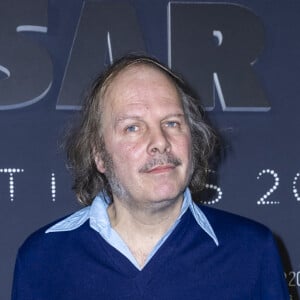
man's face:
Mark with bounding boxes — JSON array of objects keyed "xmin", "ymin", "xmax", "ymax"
[{"xmin": 95, "ymin": 65, "xmax": 193, "ymax": 208}]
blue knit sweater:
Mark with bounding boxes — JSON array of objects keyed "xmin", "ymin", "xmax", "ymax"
[{"xmin": 12, "ymin": 206, "xmax": 289, "ymax": 299}]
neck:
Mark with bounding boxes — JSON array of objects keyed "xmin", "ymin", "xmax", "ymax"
[{"xmin": 107, "ymin": 194, "xmax": 183, "ymax": 267}]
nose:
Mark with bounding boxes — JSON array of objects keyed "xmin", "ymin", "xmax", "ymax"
[{"xmin": 147, "ymin": 127, "xmax": 171, "ymax": 155}]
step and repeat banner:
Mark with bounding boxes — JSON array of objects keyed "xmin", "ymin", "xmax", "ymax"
[{"xmin": 1, "ymin": 0, "xmax": 299, "ymax": 298}]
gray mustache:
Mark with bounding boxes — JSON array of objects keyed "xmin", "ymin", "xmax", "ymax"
[{"xmin": 139, "ymin": 154, "xmax": 182, "ymax": 173}]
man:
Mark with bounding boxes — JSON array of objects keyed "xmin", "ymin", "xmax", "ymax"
[{"xmin": 12, "ymin": 55, "xmax": 289, "ymax": 299}]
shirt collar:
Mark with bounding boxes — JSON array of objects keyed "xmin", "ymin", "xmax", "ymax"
[{"xmin": 46, "ymin": 189, "xmax": 219, "ymax": 246}]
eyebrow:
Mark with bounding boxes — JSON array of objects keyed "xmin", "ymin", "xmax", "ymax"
[
  {"xmin": 113, "ymin": 115, "xmax": 142, "ymax": 129},
  {"xmin": 115, "ymin": 115, "xmax": 142, "ymax": 123},
  {"xmin": 117, "ymin": 112, "xmax": 185, "ymax": 121},
  {"xmin": 163, "ymin": 113, "xmax": 185, "ymax": 119},
  {"xmin": 114, "ymin": 112, "xmax": 186, "ymax": 129}
]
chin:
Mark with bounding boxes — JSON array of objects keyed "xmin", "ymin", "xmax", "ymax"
[{"xmin": 150, "ymin": 185, "xmax": 183, "ymax": 202}]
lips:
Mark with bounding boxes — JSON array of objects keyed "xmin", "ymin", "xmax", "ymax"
[{"xmin": 146, "ymin": 164, "xmax": 176, "ymax": 174}]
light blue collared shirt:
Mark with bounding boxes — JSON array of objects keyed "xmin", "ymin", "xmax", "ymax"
[{"xmin": 46, "ymin": 188, "xmax": 218, "ymax": 270}]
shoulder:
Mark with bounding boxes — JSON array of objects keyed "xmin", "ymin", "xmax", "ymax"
[
  {"xmin": 193, "ymin": 206, "xmax": 289, "ymax": 298},
  {"xmin": 199, "ymin": 205, "xmax": 274, "ymax": 245},
  {"xmin": 17, "ymin": 209, "xmax": 90, "ymax": 261},
  {"xmin": 12, "ymin": 210, "xmax": 94, "ymax": 296},
  {"xmin": 196, "ymin": 205, "xmax": 284, "ymax": 274}
]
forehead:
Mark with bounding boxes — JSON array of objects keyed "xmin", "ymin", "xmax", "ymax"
[{"xmin": 101, "ymin": 64, "xmax": 182, "ymax": 114}]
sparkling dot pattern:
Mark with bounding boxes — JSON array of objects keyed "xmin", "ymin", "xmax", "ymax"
[
  {"xmin": 257, "ymin": 169, "xmax": 280, "ymax": 205},
  {"xmin": 51, "ymin": 173, "xmax": 56, "ymax": 202},
  {"xmin": 0, "ymin": 168, "xmax": 24, "ymax": 201},
  {"xmin": 292, "ymin": 172, "xmax": 300, "ymax": 201},
  {"xmin": 203, "ymin": 183, "xmax": 223, "ymax": 205}
]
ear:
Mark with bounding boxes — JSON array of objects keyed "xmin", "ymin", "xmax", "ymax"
[{"xmin": 94, "ymin": 151, "xmax": 106, "ymax": 173}]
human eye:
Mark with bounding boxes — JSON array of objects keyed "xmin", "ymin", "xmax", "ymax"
[
  {"xmin": 125, "ymin": 124, "xmax": 139, "ymax": 133},
  {"xmin": 165, "ymin": 120, "xmax": 180, "ymax": 128}
]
